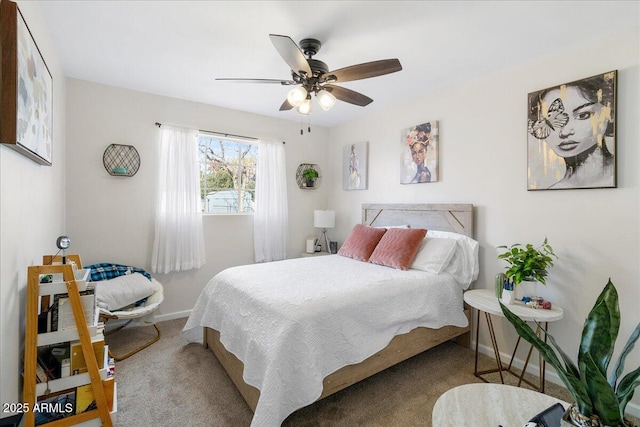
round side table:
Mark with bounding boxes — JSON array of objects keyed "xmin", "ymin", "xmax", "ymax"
[
  {"xmin": 432, "ymin": 383, "xmax": 568, "ymax": 426},
  {"xmin": 463, "ymin": 289, "xmax": 564, "ymax": 392}
]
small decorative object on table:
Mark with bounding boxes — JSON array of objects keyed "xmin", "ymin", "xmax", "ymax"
[
  {"xmin": 521, "ymin": 296, "xmax": 552, "ymax": 310},
  {"xmin": 501, "ymin": 280, "xmax": 514, "ymax": 305},
  {"xmin": 501, "ymin": 279, "xmax": 640, "ymax": 427},
  {"xmin": 495, "ymin": 272, "xmax": 505, "ymax": 298}
]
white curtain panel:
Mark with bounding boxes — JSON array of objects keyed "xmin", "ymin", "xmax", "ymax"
[
  {"xmin": 151, "ymin": 125, "xmax": 206, "ymax": 273},
  {"xmin": 254, "ymin": 138, "xmax": 288, "ymax": 262}
]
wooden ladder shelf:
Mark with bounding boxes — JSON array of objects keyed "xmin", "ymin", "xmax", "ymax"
[{"xmin": 23, "ymin": 261, "xmax": 113, "ymax": 426}]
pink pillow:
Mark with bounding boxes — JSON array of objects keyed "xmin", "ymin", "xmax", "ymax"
[
  {"xmin": 338, "ymin": 224, "xmax": 387, "ymax": 262},
  {"xmin": 368, "ymin": 228, "xmax": 428, "ymax": 270}
]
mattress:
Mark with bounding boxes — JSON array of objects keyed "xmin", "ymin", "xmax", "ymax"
[{"xmin": 182, "ymin": 254, "xmax": 468, "ymax": 426}]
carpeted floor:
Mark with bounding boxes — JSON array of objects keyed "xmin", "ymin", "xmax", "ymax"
[{"xmin": 107, "ymin": 318, "xmax": 574, "ymax": 427}]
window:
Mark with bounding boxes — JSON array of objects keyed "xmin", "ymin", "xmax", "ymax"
[{"xmin": 198, "ymin": 133, "xmax": 257, "ymax": 214}]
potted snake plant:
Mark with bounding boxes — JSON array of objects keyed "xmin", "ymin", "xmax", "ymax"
[{"xmin": 500, "ymin": 280, "xmax": 640, "ymax": 427}]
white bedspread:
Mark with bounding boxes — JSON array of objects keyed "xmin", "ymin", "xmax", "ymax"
[{"xmin": 182, "ymin": 255, "xmax": 468, "ymax": 426}]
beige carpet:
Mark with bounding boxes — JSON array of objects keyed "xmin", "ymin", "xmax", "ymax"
[{"xmin": 107, "ymin": 318, "xmax": 575, "ymax": 427}]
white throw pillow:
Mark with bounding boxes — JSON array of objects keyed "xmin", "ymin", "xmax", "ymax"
[
  {"xmin": 426, "ymin": 230, "xmax": 480, "ymax": 288},
  {"xmin": 95, "ymin": 272, "xmax": 157, "ymax": 311},
  {"xmin": 410, "ymin": 237, "xmax": 457, "ymax": 274}
]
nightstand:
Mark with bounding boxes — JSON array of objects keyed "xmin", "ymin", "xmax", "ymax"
[
  {"xmin": 300, "ymin": 251, "xmax": 331, "ymax": 257},
  {"xmin": 463, "ymin": 289, "xmax": 564, "ymax": 393}
]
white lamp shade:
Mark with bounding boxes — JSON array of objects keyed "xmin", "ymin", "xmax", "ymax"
[
  {"xmin": 297, "ymin": 97, "xmax": 312, "ymax": 115},
  {"xmin": 316, "ymin": 89, "xmax": 336, "ymax": 111},
  {"xmin": 314, "ymin": 210, "xmax": 335, "ymax": 228},
  {"xmin": 287, "ymin": 86, "xmax": 308, "ymax": 107}
]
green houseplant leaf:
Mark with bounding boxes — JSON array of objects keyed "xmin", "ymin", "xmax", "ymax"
[
  {"xmin": 539, "ymin": 327, "xmax": 580, "ymax": 379},
  {"xmin": 616, "ymin": 368, "xmax": 640, "ymax": 422},
  {"xmin": 501, "ymin": 280, "xmax": 640, "ymax": 426},
  {"xmin": 610, "ymin": 313, "xmax": 640, "ymax": 388},
  {"xmin": 302, "ymin": 168, "xmax": 319, "ymax": 180},
  {"xmin": 497, "ymin": 238, "xmax": 556, "ymax": 286},
  {"xmin": 499, "ymin": 302, "xmax": 592, "ymax": 415},
  {"xmin": 579, "ymin": 296, "xmax": 617, "ymax": 380},
  {"xmin": 580, "ymin": 352, "xmax": 622, "ymax": 425}
]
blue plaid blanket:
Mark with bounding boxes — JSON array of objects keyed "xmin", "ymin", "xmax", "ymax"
[
  {"xmin": 84, "ymin": 263, "xmax": 152, "ymax": 282},
  {"xmin": 84, "ymin": 263, "xmax": 153, "ymax": 306}
]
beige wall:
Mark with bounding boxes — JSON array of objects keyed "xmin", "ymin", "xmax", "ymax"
[
  {"xmin": 64, "ymin": 79, "xmax": 330, "ymax": 318},
  {"xmin": 325, "ymin": 28, "xmax": 640, "ymax": 415},
  {"xmin": 0, "ymin": 0, "xmax": 67, "ymax": 416}
]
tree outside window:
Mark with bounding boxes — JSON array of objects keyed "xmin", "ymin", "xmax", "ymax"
[{"xmin": 198, "ymin": 135, "xmax": 257, "ymax": 214}]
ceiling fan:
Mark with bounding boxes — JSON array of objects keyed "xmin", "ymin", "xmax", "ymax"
[{"xmin": 216, "ymin": 34, "xmax": 402, "ymax": 115}]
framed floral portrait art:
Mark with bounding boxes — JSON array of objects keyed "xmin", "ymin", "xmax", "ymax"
[{"xmin": 401, "ymin": 121, "xmax": 438, "ymax": 184}]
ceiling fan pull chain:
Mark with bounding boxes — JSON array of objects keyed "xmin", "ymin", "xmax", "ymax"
[
  {"xmin": 308, "ymin": 116, "xmax": 311, "ymax": 134},
  {"xmin": 300, "ymin": 118, "xmax": 303, "ymax": 135}
]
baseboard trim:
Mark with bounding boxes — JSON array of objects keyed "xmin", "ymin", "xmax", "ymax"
[
  {"xmin": 155, "ymin": 310, "xmax": 192, "ymax": 323},
  {"xmin": 475, "ymin": 341, "xmax": 640, "ymax": 418},
  {"xmin": 104, "ymin": 310, "xmax": 192, "ymax": 331}
]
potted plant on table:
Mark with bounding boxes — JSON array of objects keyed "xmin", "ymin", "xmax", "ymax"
[
  {"xmin": 500, "ymin": 280, "xmax": 640, "ymax": 427},
  {"xmin": 302, "ymin": 168, "xmax": 319, "ymax": 188},
  {"xmin": 497, "ymin": 238, "xmax": 557, "ymax": 299}
]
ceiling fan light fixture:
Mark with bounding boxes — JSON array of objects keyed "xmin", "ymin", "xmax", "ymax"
[
  {"xmin": 316, "ymin": 89, "xmax": 336, "ymax": 111},
  {"xmin": 297, "ymin": 96, "xmax": 312, "ymax": 115},
  {"xmin": 287, "ymin": 86, "xmax": 308, "ymax": 107}
]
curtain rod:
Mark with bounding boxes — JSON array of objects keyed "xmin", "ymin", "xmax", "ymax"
[{"xmin": 154, "ymin": 122, "xmax": 284, "ymax": 144}]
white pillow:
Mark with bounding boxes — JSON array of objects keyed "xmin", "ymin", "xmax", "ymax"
[
  {"xmin": 427, "ymin": 230, "xmax": 479, "ymax": 289},
  {"xmin": 374, "ymin": 225, "xmax": 411, "ymax": 229},
  {"xmin": 95, "ymin": 272, "xmax": 157, "ymax": 311},
  {"xmin": 410, "ymin": 237, "xmax": 457, "ymax": 274}
]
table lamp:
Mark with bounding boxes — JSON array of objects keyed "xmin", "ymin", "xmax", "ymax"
[
  {"xmin": 56, "ymin": 235, "xmax": 71, "ymax": 264},
  {"xmin": 314, "ymin": 210, "xmax": 335, "ymax": 253}
]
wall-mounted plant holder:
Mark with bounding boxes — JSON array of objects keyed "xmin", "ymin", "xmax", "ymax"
[
  {"xmin": 103, "ymin": 144, "xmax": 140, "ymax": 177},
  {"xmin": 296, "ymin": 163, "xmax": 322, "ymax": 190}
]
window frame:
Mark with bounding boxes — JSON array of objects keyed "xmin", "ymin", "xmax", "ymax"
[{"xmin": 198, "ymin": 132, "xmax": 257, "ymax": 216}]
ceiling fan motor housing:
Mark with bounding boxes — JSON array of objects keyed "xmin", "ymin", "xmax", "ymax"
[
  {"xmin": 307, "ymin": 59, "xmax": 329, "ymax": 76},
  {"xmin": 299, "ymin": 38, "xmax": 321, "ymax": 57}
]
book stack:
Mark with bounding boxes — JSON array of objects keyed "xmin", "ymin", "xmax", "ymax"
[{"xmin": 38, "ymin": 281, "xmax": 96, "ymax": 334}]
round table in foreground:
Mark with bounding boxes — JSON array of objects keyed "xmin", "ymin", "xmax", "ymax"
[{"xmin": 432, "ymin": 383, "xmax": 568, "ymax": 427}]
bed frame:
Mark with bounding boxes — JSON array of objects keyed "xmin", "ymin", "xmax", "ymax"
[{"xmin": 203, "ymin": 203, "xmax": 474, "ymax": 412}]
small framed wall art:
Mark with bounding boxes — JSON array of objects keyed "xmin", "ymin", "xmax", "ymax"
[
  {"xmin": 343, "ymin": 141, "xmax": 368, "ymax": 190},
  {"xmin": 0, "ymin": 0, "xmax": 54, "ymax": 165},
  {"xmin": 401, "ymin": 121, "xmax": 438, "ymax": 184},
  {"xmin": 527, "ymin": 70, "xmax": 616, "ymax": 190}
]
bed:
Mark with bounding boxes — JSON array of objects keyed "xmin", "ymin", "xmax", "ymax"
[{"xmin": 182, "ymin": 203, "xmax": 477, "ymax": 426}]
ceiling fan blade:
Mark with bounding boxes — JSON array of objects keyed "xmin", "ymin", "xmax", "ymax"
[
  {"xmin": 216, "ymin": 78, "xmax": 296, "ymax": 85},
  {"xmin": 269, "ymin": 34, "xmax": 312, "ymax": 77},
  {"xmin": 279, "ymin": 99, "xmax": 294, "ymax": 111},
  {"xmin": 324, "ymin": 84, "xmax": 373, "ymax": 107},
  {"xmin": 322, "ymin": 59, "xmax": 402, "ymax": 83}
]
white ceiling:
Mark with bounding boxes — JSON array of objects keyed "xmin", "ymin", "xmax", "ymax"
[{"xmin": 38, "ymin": 1, "xmax": 639, "ymax": 128}]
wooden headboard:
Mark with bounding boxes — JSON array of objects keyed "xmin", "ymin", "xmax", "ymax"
[{"xmin": 362, "ymin": 204, "xmax": 474, "ymax": 237}]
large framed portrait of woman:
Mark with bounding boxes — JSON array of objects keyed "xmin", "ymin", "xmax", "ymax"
[
  {"xmin": 400, "ymin": 121, "xmax": 439, "ymax": 184},
  {"xmin": 527, "ymin": 71, "xmax": 616, "ymax": 190}
]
